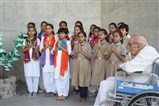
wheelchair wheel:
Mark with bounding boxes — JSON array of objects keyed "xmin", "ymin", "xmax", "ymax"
[{"xmin": 127, "ymin": 91, "xmax": 159, "ymax": 106}]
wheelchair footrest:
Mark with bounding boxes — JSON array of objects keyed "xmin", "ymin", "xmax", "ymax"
[{"xmin": 116, "ymin": 80, "xmax": 158, "ymax": 94}]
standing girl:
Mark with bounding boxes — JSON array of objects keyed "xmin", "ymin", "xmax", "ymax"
[
  {"xmin": 22, "ymin": 26, "xmax": 40, "ymax": 97},
  {"xmin": 88, "ymin": 24, "xmax": 96, "ymax": 43},
  {"xmin": 53, "ymin": 28, "xmax": 71, "ymax": 101},
  {"xmin": 107, "ymin": 23, "xmax": 117, "ymax": 44},
  {"xmin": 71, "ymin": 25, "xmax": 82, "ymax": 94},
  {"xmin": 72, "ymin": 31, "xmax": 91, "ymax": 103},
  {"xmin": 90, "ymin": 29, "xmax": 109, "ymax": 95},
  {"xmin": 106, "ymin": 30, "xmax": 126, "ymax": 78},
  {"xmin": 40, "ymin": 23, "xmax": 56, "ymax": 97}
]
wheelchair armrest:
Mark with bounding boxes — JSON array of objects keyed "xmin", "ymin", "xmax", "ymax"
[
  {"xmin": 117, "ymin": 68, "xmax": 143, "ymax": 73},
  {"xmin": 133, "ymin": 71, "xmax": 143, "ymax": 73},
  {"xmin": 117, "ymin": 68, "xmax": 125, "ymax": 72}
]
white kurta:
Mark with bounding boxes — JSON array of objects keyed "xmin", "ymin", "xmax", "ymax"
[
  {"xmin": 23, "ymin": 39, "xmax": 40, "ymax": 77},
  {"xmin": 40, "ymin": 37, "xmax": 54, "ymax": 72},
  {"xmin": 53, "ymin": 40, "xmax": 72, "ymax": 79},
  {"xmin": 94, "ymin": 45, "xmax": 159, "ymax": 106},
  {"xmin": 53, "ymin": 40, "xmax": 72, "ymax": 96},
  {"xmin": 40, "ymin": 36, "xmax": 56, "ymax": 93}
]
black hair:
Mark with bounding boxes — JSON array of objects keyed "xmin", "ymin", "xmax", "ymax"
[
  {"xmin": 93, "ymin": 26, "xmax": 101, "ymax": 31},
  {"xmin": 59, "ymin": 21, "xmax": 67, "ymax": 27},
  {"xmin": 46, "ymin": 23, "xmax": 54, "ymax": 29},
  {"xmin": 118, "ymin": 23, "xmax": 129, "ymax": 33},
  {"xmin": 27, "ymin": 26, "xmax": 37, "ymax": 37},
  {"xmin": 27, "ymin": 22, "xmax": 36, "ymax": 28},
  {"xmin": 118, "ymin": 22, "xmax": 125, "ymax": 27},
  {"xmin": 41, "ymin": 21, "xmax": 47, "ymax": 26},
  {"xmin": 99, "ymin": 29, "xmax": 109, "ymax": 42},
  {"xmin": 58, "ymin": 28, "xmax": 69, "ymax": 34},
  {"xmin": 89, "ymin": 24, "xmax": 97, "ymax": 37},
  {"xmin": 109, "ymin": 22, "xmax": 117, "ymax": 28},
  {"xmin": 75, "ymin": 21, "xmax": 84, "ymax": 31},
  {"xmin": 99, "ymin": 29, "xmax": 107, "ymax": 35},
  {"xmin": 46, "ymin": 23, "xmax": 55, "ymax": 35},
  {"xmin": 74, "ymin": 25, "xmax": 83, "ymax": 32},
  {"xmin": 112, "ymin": 30, "xmax": 123, "ymax": 43},
  {"xmin": 78, "ymin": 31, "xmax": 87, "ymax": 37}
]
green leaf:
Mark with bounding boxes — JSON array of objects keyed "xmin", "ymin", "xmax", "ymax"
[
  {"xmin": 8, "ymin": 60, "xmax": 13, "ymax": 63},
  {"xmin": 0, "ymin": 42, "xmax": 2, "ymax": 45},
  {"xmin": 14, "ymin": 51, "xmax": 20, "ymax": 57},
  {"xmin": 7, "ymin": 63, "xmax": 12, "ymax": 68},
  {"xmin": 0, "ymin": 49, "xmax": 6, "ymax": 53},
  {"xmin": 5, "ymin": 68, "xmax": 10, "ymax": 71},
  {"xmin": 1, "ymin": 54, "xmax": 6, "ymax": 60},
  {"xmin": 15, "ymin": 43, "xmax": 22, "ymax": 47}
]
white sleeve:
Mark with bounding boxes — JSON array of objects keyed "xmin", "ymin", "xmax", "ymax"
[
  {"xmin": 37, "ymin": 39, "xmax": 40, "ymax": 46},
  {"xmin": 119, "ymin": 55, "xmax": 146, "ymax": 73},
  {"xmin": 67, "ymin": 41, "xmax": 72, "ymax": 55},
  {"xmin": 40, "ymin": 37, "xmax": 44, "ymax": 52},
  {"xmin": 52, "ymin": 41, "xmax": 58, "ymax": 54},
  {"xmin": 119, "ymin": 46, "xmax": 159, "ymax": 73}
]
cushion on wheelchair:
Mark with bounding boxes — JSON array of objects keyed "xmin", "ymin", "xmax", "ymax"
[{"xmin": 116, "ymin": 80, "xmax": 158, "ymax": 94}]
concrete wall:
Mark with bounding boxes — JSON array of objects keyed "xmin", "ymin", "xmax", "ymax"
[
  {"xmin": 0, "ymin": 0, "xmax": 101, "ymax": 80},
  {"xmin": 0, "ymin": 0, "xmax": 159, "ymax": 81},
  {"xmin": 101, "ymin": 0, "xmax": 159, "ymax": 51}
]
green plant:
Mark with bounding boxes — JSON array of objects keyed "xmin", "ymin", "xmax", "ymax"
[{"xmin": 0, "ymin": 32, "xmax": 27, "ymax": 77}]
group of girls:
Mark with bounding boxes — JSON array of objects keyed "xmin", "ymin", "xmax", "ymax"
[{"xmin": 22, "ymin": 21, "xmax": 131, "ymax": 103}]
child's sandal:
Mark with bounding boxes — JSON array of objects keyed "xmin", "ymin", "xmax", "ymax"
[
  {"xmin": 56, "ymin": 96, "xmax": 61, "ymax": 101},
  {"xmin": 45, "ymin": 93, "xmax": 50, "ymax": 97}
]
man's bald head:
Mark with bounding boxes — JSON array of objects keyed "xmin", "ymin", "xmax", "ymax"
[
  {"xmin": 130, "ymin": 34, "xmax": 148, "ymax": 47},
  {"xmin": 129, "ymin": 34, "xmax": 148, "ymax": 56}
]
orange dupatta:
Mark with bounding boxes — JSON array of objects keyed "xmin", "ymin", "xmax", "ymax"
[
  {"xmin": 43, "ymin": 34, "xmax": 55, "ymax": 50},
  {"xmin": 54, "ymin": 41, "xmax": 69, "ymax": 77}
]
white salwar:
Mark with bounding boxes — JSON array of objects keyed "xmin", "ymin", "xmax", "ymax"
[
  {"xmin": 23, "ymin": 39, "xmax": 40, "ymax": 93},
  {"xmin": 53, "ymin": 40, "xmax": 72, "ymax": 97},
  {"xmin": 38, "ymin": 37, "xmax": 45, "ymax": 90},
  {"xmin": 94, "ymin": 45, "xmax": 159, "ymax": 106},
  {"xmin": 40, "ymin": 37, "xmax": 56, "ymax": 93}
]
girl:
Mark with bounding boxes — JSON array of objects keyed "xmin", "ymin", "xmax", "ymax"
[
  {"xmin": 75, "ymin": 21, "xmax": 84, "ymax": 32},
  {"xmin": 71, "ymin": 31, "xmax": 91, "ymax": 103},
  {"xmin": 88, "ymin": 26, "xmax": 100, "ymax": 97},
  {"xmin": 107, "ymin": 23, "xmax": 117, "ymax": 44},
  {"xmin": 106, "ymin": 30, "xmax": 126, "ymax": 78},
  {"xmin": 38, "ymin": 21, "xmax": 47, "ymax": 41},
  {"xmin": 40, "ymin": 23, "xmax": 56, "ymax": 97},
  {"xmin": 71, "ymin": 25, "xmax": 82, "ymax": 95},
  {"xmin": 71, "ymin": 25, "xmax": 82, "ymax": 50},
  {"xmin": 89, "ymin": 26, "xmax": 100, "ymax": 49},
  {"xmin": 22, "ymin": 26, "xmax": 40, "ymax": 97},
  {"xmin": 53, "ymin": 28, "xmax": 71, "ymax": 101},
  {"xmin": 88, "ymin": 24, "xmax": 96, "ymax": 43},
  {"xmin": 90, "ymin": 29, "xmax": 109, "ymax": 96}
]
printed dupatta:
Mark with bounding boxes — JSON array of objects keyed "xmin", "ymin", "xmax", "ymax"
[{"xmin": 23, "ymin": 37, "xmax": 39, "ymax": 63}]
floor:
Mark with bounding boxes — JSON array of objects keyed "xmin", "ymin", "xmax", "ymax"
[{"xmin": 0, "ymin": 84, "xmax": 95, "ymax": 106}]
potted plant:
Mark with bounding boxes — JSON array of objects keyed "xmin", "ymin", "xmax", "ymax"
[{"xmin": 0, "ymin": 32, "xmax": 26, "ymax": 99}]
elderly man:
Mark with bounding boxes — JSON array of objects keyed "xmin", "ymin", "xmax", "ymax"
[{"xmin": 94, "ymin": 34, "xmax": 159, "ymax": 106}]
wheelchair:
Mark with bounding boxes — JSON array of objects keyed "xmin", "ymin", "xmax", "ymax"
[{"xmin": 107, "ymin": 58, "xmax": 159, "ymax": 106}]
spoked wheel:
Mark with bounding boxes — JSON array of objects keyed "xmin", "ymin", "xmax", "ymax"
[{"xmin": 127, "ymin": 92, "xmax": 159, "ymax": 106}]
